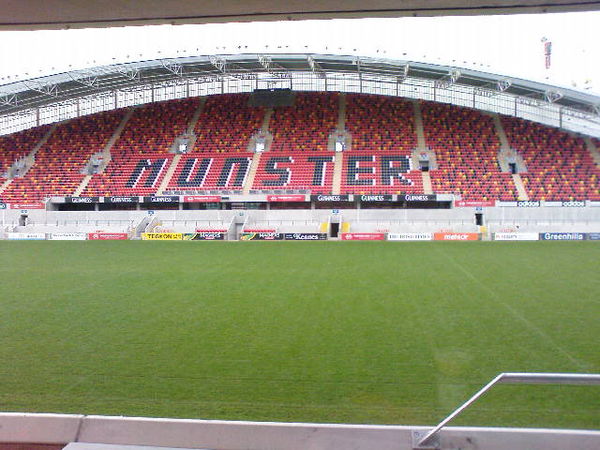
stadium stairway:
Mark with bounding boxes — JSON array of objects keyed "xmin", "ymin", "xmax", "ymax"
[
  {"xmin": 512, "ymin": 173, "xmax": 529, "ymax": 200},
  {"xmin": 337, "ymin": 92, "xmax": 347, "ymax": 131},
  {"xmin": 261, "ymin": 107, "xmax": 274, "ymax": 134},
  {"xmin": 156, "ymin": 154, "xmax": 182, "ymax": 195},
  {"xmin": 584, "ymin": 136, "xmax": 600, "ymax": 166},
  {"xmin": 73, "ymin": 108, "xmax": 135, "ymax": 196},
  {"xmin": 492, "ymin": 113, "xmax": 511, "ymax": 149},
  {"xmin": 329, "ymin": 93, "xmax": 347, "ymax": 194},
  {"xmin": 421, "ymin": 170, "xmax": 433, "ymax": 194},
  {"xmin": 243, "ymin": 152, "xmax": 262, "ymax": 195},
  {"xmin": 493, "ymin": 112, "xmax": 529, "ymax": 200},
  {"xmin": 156, "ymin": 100, "xmax": 207, "ymax": 195},
  {"xmin": 0, "ymin": 123, "xmax": 56, "ymax": 197},
  {"xmin": 412, "ymin": 100, "xmax": 427, "ymax": 149},
  {"xmin": 73, "ymin": 175, "xmax": 93, "ymax": 197},
  {"xmin": 242, "ymin": 105, "xmax": 272, "ymax": 194},
  {"xmin": 411, "ymin": 100, "xmax": 434, "ymax": 195},
  {"xmin": 0, "ymin": 178, "xmax": 11, "ymax": 195},
  {"xmin": 188, "ymin": 97, "xmax": 207, "ymax": 135},
  {"xmin": 331, "ymin": 152, "xmax": 344, "ymax": 195}
]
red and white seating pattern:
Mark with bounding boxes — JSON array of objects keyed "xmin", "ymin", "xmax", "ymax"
[
  {"xmin": 423, "ymin": 102, "xmax": 518, "ymax": 201},
  {"xmin": 501, "ymin": 117, "xmax": 600, "ymax": 201},
  {"xmin": 2, "ymin": 112, "xmax": 123, "ymax": 202},
  {"xmin": 1, "ymin": 94, "xmax": 598, "ymax": 202},
  {"xmin": 0, "ymin": 126, "xmax": 50, "ymax": 181},
  {"xmin": 194, "ymin": 94, "xmax": 264, "ymax": 153},
  {"xmin": 84, "ymin": 99, "xmax": 198, "ymax": 196},
  {"xmin": 269, "ymin": 92, "xmax": 338, "ymax": 152},
  {"xmin": 342, "ymin": 95, "xmax": 422, "ymax": 194}
]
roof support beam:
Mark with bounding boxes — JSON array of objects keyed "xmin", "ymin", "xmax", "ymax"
[
  {"xmin": 434, "ymin": 68, "xmax": 461, "ymax": 89},
  {"xmin": 23, "ymin": 80, "xmax": 59, "ymax": 98},
  {"xmin": 307, "ymin": 55, "xmax": 326, "ymax": 79},
  {"xmin": 68, "ymin": 70, "xmax": 99, "ymax": 87},
  {"xmin": 0, "ymin": 93, "xmax": 18, "ymax": 106},
  {"xmin": 114, "ymin": 65, "xmax": 140, "ymax": 81},
  {"xmin": 161, "ymin": 60, "xmax": 183, "ymax": 77},
  {"xmin": 545, "ymin": 89, "xmax": 563, "ymax": 103}
]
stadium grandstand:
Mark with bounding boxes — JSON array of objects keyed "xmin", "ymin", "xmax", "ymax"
[{"xmin": 0, "ymin": 2, "xmax": 599, "ymax": 450}]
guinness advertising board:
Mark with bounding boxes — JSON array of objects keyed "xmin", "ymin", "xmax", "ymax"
[
  {"xmin": 402, "ymin": 194, "xmax": 437, "ymax": 202},
  {"xmin": 358, "ymin": 195, "xmax": 393, "ymax": 202},
  {"xmin": 103, "ymin": 196, "xmax": 139, "ymax": 204},
  {"xmin": 143, "ymin": 196, "xmax": 180, "ymax": 204},
  {"xmin": 311, "ymin": 194, "xmax": 351, "ymax": 202},
  {"xmin": 65, "ymin": 197, "xmax": 99, "ymax": 204}
]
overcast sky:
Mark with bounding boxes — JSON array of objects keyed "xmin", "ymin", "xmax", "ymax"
[{"xmin": 0, "ymin": 11, "xmax": 598, "ymax": 94}]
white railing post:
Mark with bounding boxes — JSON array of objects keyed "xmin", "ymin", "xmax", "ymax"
[{"xmin": 413, "ymin": 372, "xmax": 600, "ymax": 449}]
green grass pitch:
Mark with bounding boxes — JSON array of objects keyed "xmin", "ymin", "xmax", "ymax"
[{"xmin": 0, "ymin": 241, "xmax": 598, "ymax": 429}]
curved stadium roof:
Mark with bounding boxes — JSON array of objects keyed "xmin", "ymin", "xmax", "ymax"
[
  {"xmin": 3, "ymin": 0, "xmax": 600, "ymax": 30},
  {"xmin": 0, "ymin": 53, "xmax": 599, "ymax": 137}
]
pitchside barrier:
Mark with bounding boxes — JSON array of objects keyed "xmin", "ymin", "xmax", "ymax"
[
  {"xmin": 1, "ymin": 381, "xmax": 600, "ymax": 450},
  {"xmin": 3, "ymin": 230, "xmax": 600, "ymax": 241}
]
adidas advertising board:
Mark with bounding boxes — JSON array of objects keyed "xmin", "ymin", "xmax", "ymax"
[{"xmin": 516, "ymin": 201, "xmax": 541, "ymax": 207}]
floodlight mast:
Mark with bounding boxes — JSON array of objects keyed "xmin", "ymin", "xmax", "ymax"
[{"xmin": 413, "ymin": 372, "xmax": 600, "ymax": 449}]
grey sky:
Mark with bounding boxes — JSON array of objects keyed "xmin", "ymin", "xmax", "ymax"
[{"xmin": 0, "ymin": 12, "xmax": 598, "ymax": 94}]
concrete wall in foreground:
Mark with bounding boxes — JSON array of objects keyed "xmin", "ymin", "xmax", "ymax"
[{"xmin": 1, "ymin": 413, "xmax": 599, "ymax": 450}]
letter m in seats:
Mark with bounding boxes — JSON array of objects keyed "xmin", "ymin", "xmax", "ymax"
[{"xmin": 126, "ymin": 158, "xmax": 168, "ymax": 188}]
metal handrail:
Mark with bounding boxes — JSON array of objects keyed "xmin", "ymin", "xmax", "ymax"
[{"xmin": 415, "ymin": 372, "xmax": 600, "ymax": 449}]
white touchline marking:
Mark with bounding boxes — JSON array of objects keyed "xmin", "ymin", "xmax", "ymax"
[{"xmin": 437, "ymin": 247, "xmax": 589, "ymax": 370}]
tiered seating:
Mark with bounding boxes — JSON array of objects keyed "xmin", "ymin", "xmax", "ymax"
[
  {"xmin": 194, "ymin": 94, "xmax": 264, "ymax": 153},
  {"xmin": 1, "ymin": 94, "xmax": 597, "ymax": 201},
  {"xmin": 346, "ymin": 94, "xmax": 416, "ymax": 152},
  {"xmin": 2, "ymin": 112, "xmax": 123, "ymax": 202},
  {"xmin": 342, "ymin": 95, "xmax": 422, "ymax": 194},
  {"xmin": 251, "ymin": 152, "xmax": 335, "ymax": 193},
  {"xmin": 501, "ymin": 117, "xmax": 600, "ymax": 201},
  {"xmin": 84, "ymin": 99, "xmax": 199, "ymax": 196},
  {"xmin": 0, "ymin": 126, "xmax": 49, "ymax": 181},
  {"xmin": 269, "ymin": 92, "xmax": 338, "ymax": 152},
  {"xmin": 422, "ymin": 102, "xmax": 518, "ymax": 201}
]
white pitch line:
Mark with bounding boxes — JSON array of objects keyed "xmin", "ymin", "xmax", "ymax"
[{"xmin": 437, "ymin": 247, "xmax": 589, "ymax": 371}]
